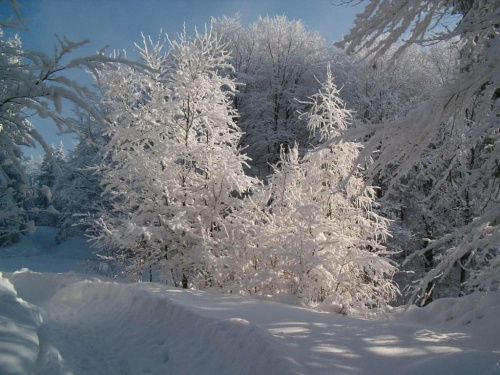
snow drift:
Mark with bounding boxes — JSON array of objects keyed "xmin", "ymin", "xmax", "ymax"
[
  {"xmin": 0, "ymin": 229, "xmax": 499, "ymax": 374},
  {"xmin": 0, "ymin": 273, "xmax": 41, "ymax": 375},
  {"xmin": 2, "ymin": 269, "xmax": 499, "ymax": 375}
]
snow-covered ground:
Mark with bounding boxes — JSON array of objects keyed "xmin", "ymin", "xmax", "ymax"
[
  {"xmin": 0, "ymin": 227, "xmax": 91, "ymax": 274},
  {"xmin": 1, "ymin": 227, "xmax": 499, "ymax": 375}
]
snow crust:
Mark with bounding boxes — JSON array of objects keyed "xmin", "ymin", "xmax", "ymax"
[{"xmin": 0, "ymin": 228, "xmax": 499, "ymax": 374}]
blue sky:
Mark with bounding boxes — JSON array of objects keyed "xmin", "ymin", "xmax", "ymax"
[{"xmin": 3, "ymin": 0, "xmax": 365, "ymax": 157}]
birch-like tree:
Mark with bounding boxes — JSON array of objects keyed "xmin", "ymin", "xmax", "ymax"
[
  {"xmin": 94, "ymin": 29, "xmax": 257, "ymax": 287},
  {"xmin": 212, "ymin": 15, "xmax": 329, "ymax": 177}
]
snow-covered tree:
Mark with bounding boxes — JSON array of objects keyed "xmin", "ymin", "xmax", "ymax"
[
  {"xmin": 28, "ymin": 142, "xmax": 65, "ymax": 226},
  {"xmin": 335, "ymin": 0, "xmax": 500, "ymax": 298},
  {"xmin": 53, "ymin": 105, "xmax": 111, "ymax": 242},
  {"xmin": 0, "ymin": 147, "xmax": 32, "ymax": 246},
  {"xmin": 345, "ymin": 42, "xmax": 453, "ymax": 124},
  {"xmin": 0, "ymin": 2, "xmax": 135, "ymax": 245},
  {"xmin": 0, "ymin": 24, "xmax": 32, "ymax": 245},
  {"xmin": 93, "ymin": 29, "xmax": 257, "ymax": 287},
  {"xmin": 328, "ymin": 40, "xmax": 463, "ymax": 304},
  {"xmin": 235, "ymin": 67, "xmax": 397, "ymax": 312},
  {"xmin": 40, "ymin": 143, "xmax": 65, "ymax": 188},
  {"xmin": 212, "ymin": 15, "xmax": 329, "ymax": 177}
]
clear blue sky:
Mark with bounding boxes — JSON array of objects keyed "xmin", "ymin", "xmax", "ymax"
[{"xmin": 3, "ymin": 0, "xmax": 365, "ymax": 157}]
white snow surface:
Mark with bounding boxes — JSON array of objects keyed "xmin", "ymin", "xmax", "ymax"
[
  {"xmin": 0, "ymin": 227, "xmax": 90, "ymax": 273},
  {"xmin": 1, "ymin": 227, "xmax": 499, "ymax": 375}
]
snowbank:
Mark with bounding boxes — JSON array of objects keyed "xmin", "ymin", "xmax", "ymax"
[
  {"xmin": 403, "ymin": 292, "xmax": 500, "ymax": 328},
  {"xmin": 0, "ymin": 272, "xmax": 41, "ymax": 375},
  {"xmin": 2, "ymin": 270, "xmax": 499, "ymax": 375},
  {"xmin": 402, "ymin": 292, "xmax": 500, "ymax": 353},
  {"xmin": 1, "ymin": 229, "xmax": 499, "ymax": 374},
  {"xmin": 6, "ymin": 270, "xmax": 296, "ymax": 375}
]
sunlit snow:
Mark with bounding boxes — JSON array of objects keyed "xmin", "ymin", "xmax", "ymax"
[{"xmin": 0, "ymin": 228, "xmax": 499, "ymax": 375}]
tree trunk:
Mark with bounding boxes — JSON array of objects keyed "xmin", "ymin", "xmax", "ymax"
[
  {"xmin": 182, "ymin": 273, "xmax": 188, "ymax": 289},
  {"xmin": 421, "ymin": 227, "xmax": 434, "ymax": 307}
]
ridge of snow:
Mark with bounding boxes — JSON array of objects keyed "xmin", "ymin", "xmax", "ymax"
[
  {"xmin": 0, "ymin": 272, "xmax": 42, "ymax": 375},
  {"xmin": 6, "ymin": 271, "xmax": 297, "ymax": 375}
]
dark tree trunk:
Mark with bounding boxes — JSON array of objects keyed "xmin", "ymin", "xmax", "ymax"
[
  {"xmin": 460, "ymin": 146, "xmax": 476, "ymax": 291},
  {"xmin": 182, "ymin": 273, "xmax": 188, "ymax": 289},
  {"xmin": 422, "ymin": 242, "xmax": 434, "ymax": 306},
  {"xmin": 421, "ymin": 217, "xmax": 435, "ymax": 307}
]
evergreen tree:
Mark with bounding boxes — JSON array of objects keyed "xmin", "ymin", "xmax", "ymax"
[{"xmin": 25, "ymin": 143, "xmax": 65, "ymax": 227}]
